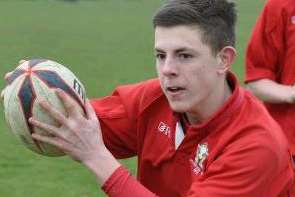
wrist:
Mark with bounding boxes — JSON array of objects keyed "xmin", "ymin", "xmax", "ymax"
[{"xmin": 83, "ymin": 148, "xmax": 121, "ymax": 186}]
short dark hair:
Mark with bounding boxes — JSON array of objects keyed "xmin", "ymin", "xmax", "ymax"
[{"xmin": 153, "ymin": 0, "xmax": 237, "ymax": 54}]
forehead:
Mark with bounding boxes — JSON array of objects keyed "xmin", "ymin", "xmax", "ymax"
[{"xmin": 154, "ymin": 25, "xmax": 208, "ymax": 51}]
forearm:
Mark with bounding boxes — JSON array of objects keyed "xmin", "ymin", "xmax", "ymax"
[{"xmin": 246, "ymin": 79, "xmax": 295, "ymax": 104}]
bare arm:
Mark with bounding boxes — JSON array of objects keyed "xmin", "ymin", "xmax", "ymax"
[{"xmin": 246, "ymin": 79, "xmax": 295, "ymax": 104}]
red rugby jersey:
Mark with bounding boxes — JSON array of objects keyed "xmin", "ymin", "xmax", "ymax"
[
  {"xmin": 245, "ymin": 0, "xmax": 295, "ymax": 155},
  {"xmin": 91, "ymin": 73, "xmax": 294, "ymax": 196}
]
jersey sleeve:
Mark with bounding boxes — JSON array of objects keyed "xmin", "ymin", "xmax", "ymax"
[
  {"xmin": 102, "ymin": 166, "xmax": 158, "ymax": 197},
  {"xmin": 90, "ymin": 82, "xmax": 144, "ymax": 159},
  {"xmin": 245, "ymin": 0, "xmax": 285, "ymax": 82},
  {"xmin": 186, "ymin": 133, "xmax": 293, "ymax": 196}
]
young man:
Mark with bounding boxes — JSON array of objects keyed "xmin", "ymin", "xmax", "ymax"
[
  {"xmin": 2, "ymin": 0, "xmax": 294, "ymax": 196},
  {"xmin": 244, "ymin": 0, "xmax": 295, "ymax": 164}
]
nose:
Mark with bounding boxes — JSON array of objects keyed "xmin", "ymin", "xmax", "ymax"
[{"xmin": 160, "ymin": 57, "xmax": 178, "ymax": 77}]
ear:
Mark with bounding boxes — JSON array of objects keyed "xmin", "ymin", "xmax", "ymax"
[{"xmin": 216, "ymin": 46, "xmax": 236, "ymax": 74}]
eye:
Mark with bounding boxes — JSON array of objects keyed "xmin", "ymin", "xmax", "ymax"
[
  {"xmin": 155, "ymin": 53, "xmax": 166, "ymax": 61},
  {"xmin": 179, "ymin": 53, "xmax": 193, "ymax": 59}
]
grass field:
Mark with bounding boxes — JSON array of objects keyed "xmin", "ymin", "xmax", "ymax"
[{"xmin": 0, "ymin": 0, "xmax": 265, "ymax": 196}]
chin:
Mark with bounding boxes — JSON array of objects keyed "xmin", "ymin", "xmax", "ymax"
[{"xmin": 168, "ymin": 101, "xmax": 189, "ymax": 113}]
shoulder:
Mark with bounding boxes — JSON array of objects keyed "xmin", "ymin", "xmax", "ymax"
[
  {"xmin": 91, "ymin": 78, "xmax": 165, "ymax": 119},
  {"xmin": 112, "ymin": 78, "xmax": 165, "ymax": 113},
  {"xmin": 259, "ymin": 0, "xmax": 294, "ymax": 31},
  {"xmin": 115, "ymin": 78, "xmax": 163, "ymax": 103},
  {"xmin": 214, "ymin": 89, "xmax": 289, "ymax": 160},
  {"xmin": 264, "ymin": 0, "xmax": 294, "ymax": 16},
  {"xmin": 265, "ymin": 0, "xmax": 292, "ymax": 9},
  {"xmin": 221, "ymin": 92, "xmax": 289, "ymax": 172},
  {"xmin": 115, "ymin": 78, "xmax": 161, "ymax": 95},
  {"xmin": 233, "ymin": 90, "xmax": 289, "ymax": 158}
]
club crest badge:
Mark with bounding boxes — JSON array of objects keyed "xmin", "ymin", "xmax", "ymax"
[{"xmin": 191, "ymin": 143, "xmax": 209, "ymax": 175}]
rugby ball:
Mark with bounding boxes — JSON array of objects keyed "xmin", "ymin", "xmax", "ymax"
[{"xmin": 3, "ymin": 59, "xmax": 86, "ymax": 156}]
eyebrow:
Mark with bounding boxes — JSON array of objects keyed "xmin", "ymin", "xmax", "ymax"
[
  {"xmin": 175, "ymin": 48, "xmax": 192, "ymax": 53},
  {"xmin": 154, "ymin": 47, "xmax": 194, "ymax": 53}
]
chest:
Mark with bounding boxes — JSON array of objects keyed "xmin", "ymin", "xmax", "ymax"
[{"xmin": 136, "ymin": 108, "xmax": 217, "ymax": 196}]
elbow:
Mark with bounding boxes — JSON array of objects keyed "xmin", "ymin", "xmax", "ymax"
[
  {"xmin": 245, "ymin": 82, "xmax": 256, "ymax": 93},
  {"xmin": 245, "ymin": 81, "xmax": 262, "ymax": 99}
]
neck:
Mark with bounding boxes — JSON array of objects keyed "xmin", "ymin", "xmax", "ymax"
[{"xmin": 186, "ymin": 79, "xmax": 232, "ymax": 125}]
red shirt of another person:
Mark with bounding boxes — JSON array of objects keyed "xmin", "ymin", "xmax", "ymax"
[{"xmin": 245, "ymin": 0, "xmax": 295, "ymax": 155}]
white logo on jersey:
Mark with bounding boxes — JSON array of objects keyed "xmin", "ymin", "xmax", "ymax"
[
  {"xmin": 291, "ymin": 16, "xmax": 295, "ymax": 24},
  {"xmin": 190, "ymin": 143, "xmax": 209, "ymax": 175},
  {"xmin": 158, "ymin": 122, "xmax": 171, "ymax": 137}
]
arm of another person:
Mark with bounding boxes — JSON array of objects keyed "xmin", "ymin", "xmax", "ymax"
[
  {"xmin": 244, "ymin": 1, "xmax": 295, "ymax": 104},
  {"xmin": 246, "ymin": 79, "xmax": 295, "ymax": 104}
]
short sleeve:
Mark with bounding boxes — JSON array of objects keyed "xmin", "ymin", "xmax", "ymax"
[{"xmin": 245, "ymin": 0, "xmax": 285, "ymax": 83}]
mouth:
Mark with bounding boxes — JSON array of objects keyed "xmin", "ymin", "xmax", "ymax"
[{"xmin": 166, "ymin": 86, "xmax": 186, "ymax": 94}]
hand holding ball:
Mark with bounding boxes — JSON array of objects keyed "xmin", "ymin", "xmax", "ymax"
[{"xmin": 3, "ymin": 59, "xmax": 86, "ymax": 156}]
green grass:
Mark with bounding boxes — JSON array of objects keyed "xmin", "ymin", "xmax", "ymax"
[{"xmin": 0, "ymin": 0, "xmax": 265, "ymax": 196}]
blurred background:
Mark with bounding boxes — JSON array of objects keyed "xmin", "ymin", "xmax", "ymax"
[{"xmin": 0, "ymin": 0, "xmax": 265, "ymax": 196}]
